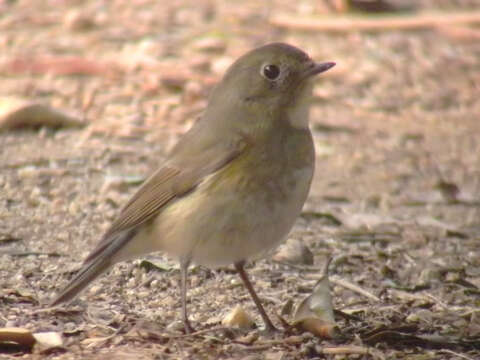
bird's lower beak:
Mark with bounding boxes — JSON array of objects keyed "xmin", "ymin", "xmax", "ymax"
[{"xmin": 304, "ymin": 61, "xmax": 336, "ymax": 78}]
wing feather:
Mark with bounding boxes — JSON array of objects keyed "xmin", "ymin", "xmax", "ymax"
[{"xmin": 82, "ymin": 137, "xmax": 247, "ymax": 265}]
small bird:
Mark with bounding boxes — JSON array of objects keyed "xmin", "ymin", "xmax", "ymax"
[{"xmin": 51, "ymin": 43, "xmax": 335, "ymax": 333}]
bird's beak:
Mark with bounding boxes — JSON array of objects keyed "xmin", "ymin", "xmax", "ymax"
[{"xmin": 303, "ymin": 61, "xmax": 336, "ymax": 78}]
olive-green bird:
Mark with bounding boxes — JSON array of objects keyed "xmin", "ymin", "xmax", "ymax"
[{"xmin": 51, "ymin": 42, "xmax": 335, "ymax": 333}]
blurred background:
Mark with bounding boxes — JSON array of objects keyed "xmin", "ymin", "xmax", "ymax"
[{"xmin": 0, "ymin": 0, "xmax": 479, "ymax": 358}]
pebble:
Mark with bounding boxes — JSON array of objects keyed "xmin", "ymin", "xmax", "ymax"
[{"xmin": 222, "ymin": 305, "xmax": 255, "ymax": 329}]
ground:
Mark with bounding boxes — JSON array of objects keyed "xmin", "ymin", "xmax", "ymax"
[{"xmin": 0, "ymin": 0, "xmax": 479, "ymax": 359}]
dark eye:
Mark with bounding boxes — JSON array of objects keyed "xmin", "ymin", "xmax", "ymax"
[{"xmin": 262, "ymin": 64, "xmax": 280, "ymax": 80}]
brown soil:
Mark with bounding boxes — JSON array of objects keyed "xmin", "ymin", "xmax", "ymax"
[{"xmin": 1, "ymin": 1, "xmax": 479, "ymax": 359}]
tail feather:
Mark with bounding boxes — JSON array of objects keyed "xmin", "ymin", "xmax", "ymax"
[{"xmin": 50, "ymin": 228, "xmax": 137, "ymax": 306}]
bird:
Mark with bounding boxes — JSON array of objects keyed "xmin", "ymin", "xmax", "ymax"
[{"xmin": 51, "ymin": 42, "xmax": 335, "ymax": 333}]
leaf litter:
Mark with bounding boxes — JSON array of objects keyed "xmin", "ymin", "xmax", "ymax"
[{"xmin": 1, "ymin": 0, "xmax": 479, "ymax": 359}]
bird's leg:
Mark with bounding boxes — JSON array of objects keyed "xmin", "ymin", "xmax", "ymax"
[
  {"xmin": 180, "ymin": 258, "xmax": 195, "ymax": 334},
  {"xmin": 234, "ymin": 260, "xmax": 278, "ymax": 332}
]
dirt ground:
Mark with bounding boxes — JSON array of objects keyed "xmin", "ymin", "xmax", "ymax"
[{"xmin": 1, "ymin": 1, "xmax": 479, "ymax": 359}]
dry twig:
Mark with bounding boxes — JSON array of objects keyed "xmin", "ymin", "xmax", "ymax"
[
  {"xmin": 331, "ymin": 277, "xmax": 380, "ymax": 302},
  {"xmin": 271, "ymin": 11, "xmax": 480, "ymax": 32}
]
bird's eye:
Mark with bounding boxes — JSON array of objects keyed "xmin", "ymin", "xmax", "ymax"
[{"xmin": 261, "ymin": 64, "xmax": 280, "ymax": 80}]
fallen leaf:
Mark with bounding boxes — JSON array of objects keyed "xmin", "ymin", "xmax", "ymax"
[
  {"xmin": 434, "ymin": 180, "xmax": 460, "ymax": 202},
  {"xmin": 0, "ymin": 327, "xmax": 36, "ymax": 349},
  {"xmin": 0, "ymin": 233, "xmax": 21, "ymax": 244},
  {"xmin": 292, "ymin": 258, "xmax": 339, "ymax": 338},
  {"xmin": 2, "ymin": 56, "xmax": 121, "ymax": 77},
  {"xmin": 0, "ymin": 97, "xmax": 84, "ymax": 131},
  {"xmin": 139, "ymin": 259, "xmax": 172, "ymax": 272},
  {"xmin": 300, "ymin": 211, "xmax": 343, "ymax": 226}
]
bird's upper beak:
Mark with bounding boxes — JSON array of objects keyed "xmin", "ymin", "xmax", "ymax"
[{"xmin": 303, "ymin": 61, "xmax": 336, "ymax": 79}]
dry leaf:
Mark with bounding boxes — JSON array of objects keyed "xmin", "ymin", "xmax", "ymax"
[
  {"xmin": 295, "ymin": 318, "xmax": 337, "ymax": 338},
  {"xmin": 434, "ymin": 180, "xmax": 460, "ymax": 202},
  {"xmin": 2, "ymin": 56, "xmax": 120, "ymax": 77},
  {"xmin": 293, "ymin": 258, "xmax": 339, "ymax": 338},
  {"xmin": 0, "ymin": 97, "xmax": 84, "ymax": 131},
  {"xmin": 0, "ymin": 327, "xmax": 36, "ymax": 349}
]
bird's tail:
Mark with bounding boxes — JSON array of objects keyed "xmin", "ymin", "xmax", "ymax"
[{"xmin": 50, "ymin": 228, "xmax": 137, "ymax": 306}]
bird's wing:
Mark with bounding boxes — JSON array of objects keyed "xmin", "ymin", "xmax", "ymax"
[
  {"xmin": 82, "ymin": 133, "xmax": 247, "ymax": 265},
  {"xmin": 51, "ymin": 124, "xmax": 248, "ymax": 306}
]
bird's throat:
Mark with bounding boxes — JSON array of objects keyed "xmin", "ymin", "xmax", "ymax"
[{"xmin": 286, "ymin": 81, "xmax": 314, "ymax": 129}]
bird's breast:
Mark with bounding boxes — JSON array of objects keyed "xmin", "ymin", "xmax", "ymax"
[{"xmin": 151, "ymin": 128, "xmax": 315, "ymax": 267}]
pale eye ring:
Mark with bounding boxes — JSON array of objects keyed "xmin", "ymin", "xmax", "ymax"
[{"xmin": 261, "ymin": 64, "xmax": 280, "ymax": 80}]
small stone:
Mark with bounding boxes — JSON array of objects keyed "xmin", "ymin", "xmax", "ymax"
[
  {"xmin": 5, "ymin": 320, "xmax": 17, "ymax": 328},
  {"xmin": 166, "ymin": 320, "xmax": 185, "ymax": 332},
  {"xmin": 17, "ymin": 166, "xmax": 38, "ymax": 178},
  {"xmin": 417, "ymin": 267, "xmax": 443, "ymax": 286},
  {"xmin": 64, "ymin": 9, "xmax": 95, "ymax": 31},
  {"xmin": 183, "ymin": 81, "xmax": 204, "ymax": 104},
  {"xmin": 68, "ymin": 201, "xmax": 80, "ymax": 215},
  {"xmin": 222, "ymin": 305, "xmax": 255, "ymax": 329},
  {"xmin": 136, "ymin": 290, "xmax": 150, "ymax": 299},
  {"xmin": 88, "ymin": 285, "xmax": 101, "ymax": 296},
  {"xmin": 272, "ymin": 238, "xmax": 314, "ymax": 265},
  {"xmin": 188, "ymin": 55, "xmax": 211, "ymax": 72},
  {"xmin": 406, "ymin": 309, "xmax": 433, "ymax": 323},
  {"xmin": 33, "ymin": 332, "xmax": 63, "ymax": 348},
  {"xmin": 212, "ymin": 56, "xmax": 233, "ymax": 76},
  {"xmin": 100, "ymin": 174, "xmax": 144, "ymax": 195}
]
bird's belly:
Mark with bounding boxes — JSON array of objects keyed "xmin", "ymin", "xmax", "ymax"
[{"xmin": 150, "ymin": 164, "xmax": 313, "ymax": 267}]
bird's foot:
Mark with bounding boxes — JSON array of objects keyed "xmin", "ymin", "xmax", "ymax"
[{"xmin": 183, "ymin": 319, "xmax": 195, "ymax": 334}]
